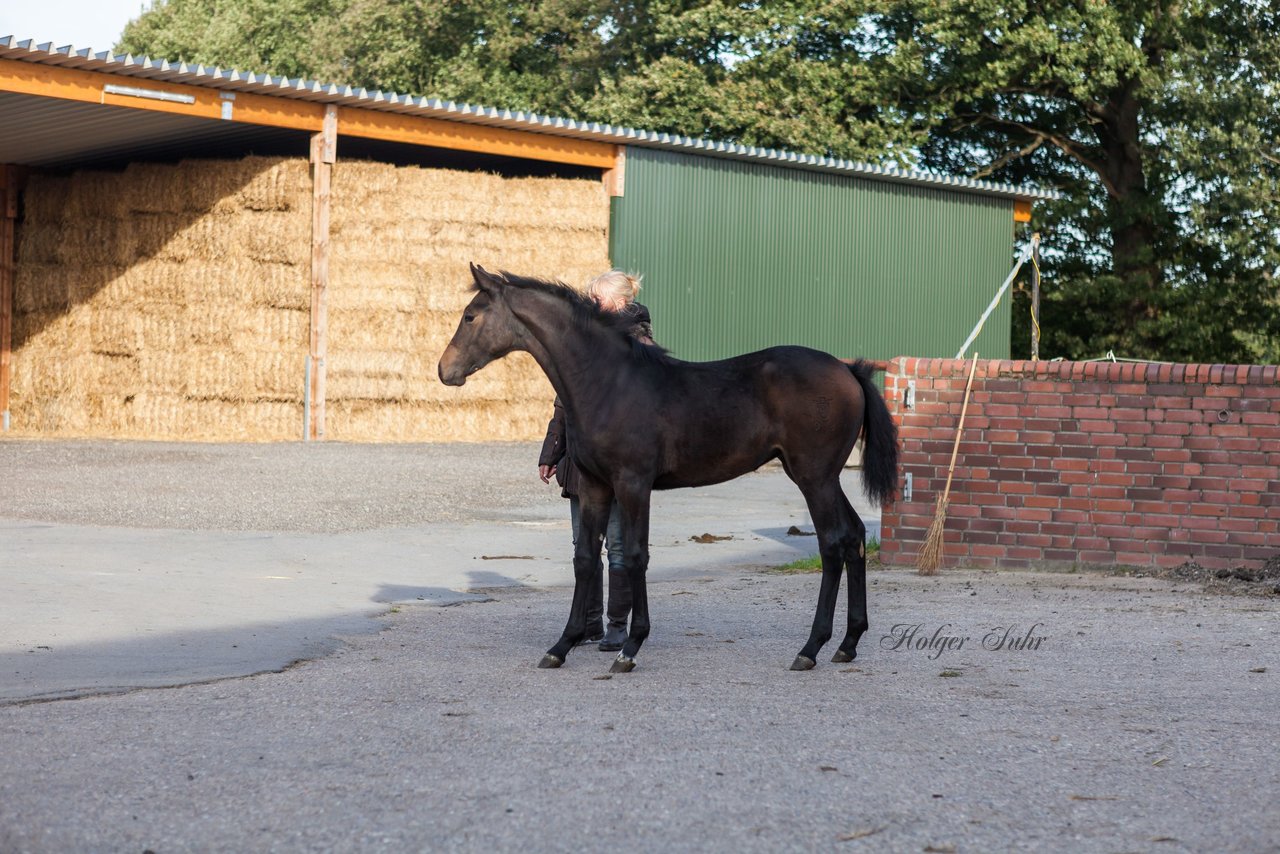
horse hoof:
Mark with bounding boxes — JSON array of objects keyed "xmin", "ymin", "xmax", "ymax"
[
  {"xmin": 538, "ymin": 654, "xmax": 563, "ymax": 669},
  {"xmin": 610, "ymin": 654, "xmax": 636, "ymax": 674},
  {"xmin": 831, "ymin": 650, "xmax": 855, "ymax": 663},
  {"xmin": 790, "ymin": 655, "xmax": 816, "ymax": 671}
]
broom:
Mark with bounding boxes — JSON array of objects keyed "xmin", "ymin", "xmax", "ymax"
[{"xmin": 918, "ymin": 354, "xmax": 980, "ymax": 575}]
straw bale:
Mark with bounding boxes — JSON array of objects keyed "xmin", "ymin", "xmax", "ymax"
[
  {"xmin": 327, "ymin": 285, "xmax": 422, "ymax": 314},
  {"xmin": 326, "ymin": 308, "xmax": 419, "ymax": 351},
  {"xmin": 89, "ymin": 352, "xmax": 142, "ymax": 389},
  {"xmin": 111, "ymin": 392, "xmax": 300, "ymax": 441},
  {"xmin": 330, "ymin": 161, "xmax": 400, "ymax": 208},
  {"xmin": 15, "ymin": 263, "xmax": 70, "ymax": 313},
  {"xmin": 16, "ymin": 226, "xmax": 62, "ymax": 265},
  {"xmin": 325, "ymin": 160, "xmax": 607, "ymax": 441},
  {"xmin": 60, "ymin": 170, "xmax": 129, "ymax": 222},
  {"xmin": 172, "ymin": 350, "xmax": 301, "ymax": 401},
  {"xmin": 10, "ymin": 158, "xmax": 312, "ymax": 440},
  {"xmin": 325, "ymin": 397, "xmax": 550, "ymax": 443},
  {"xmin": 19, "ymin": 174, "xmax": 71, "ymax": 225},
  {"xmin": 221, "ymin": 157, "xmax": 309, "ymax": 213},
  {"xmin": 113, "ymin": 157, "xmax": 307, "ymax": 215},
  {"xmin": 116, "ymin": 259, "xmax": 307, "ymax": 309},
  {"xmin": 143, "ymin": 211, "xmax": 309, "ymax": 266},
  {"xmin": 231, "ymin": 212, "xmax": 310, "ymax": 265},
  {"xmin": 88, "ymin": 307, "xmax": 145, "ymax": 355},
  {"xmin": 11, "ymin": 155, "xmax": 606, "ymax": 441},
  {"xmin": 20, "ymin": 224, "xmax": 128, "ymax": 267},
  {"xmin": 117, "ymin": 162, "xmax": 188, "ymax": 214}
]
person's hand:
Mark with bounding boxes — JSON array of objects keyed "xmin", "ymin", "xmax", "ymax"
[{"xmin": 538, "ymin": 464, "xmax": 556, "ymax": 483}]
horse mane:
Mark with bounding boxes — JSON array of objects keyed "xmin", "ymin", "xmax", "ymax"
[{"xmin": 478, "ymin": 270, "xmax": 672, "ymax": 363}]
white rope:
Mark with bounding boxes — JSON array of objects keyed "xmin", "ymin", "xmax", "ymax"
[{"xmin": 954, "ymin": 234, "xmax": 1040, "ymax": 360}]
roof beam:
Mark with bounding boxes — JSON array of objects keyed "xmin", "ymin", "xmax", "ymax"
[
  {"xmin": 0, "ymin": 57, "xmax": 618, "ymax": 169},
  {"xmin": 0, "ymin": 57, "xmax": 322, "ymax": 130},
  {"xmin": 336, "ymin": 107, "xmax": 617, "ymax": 169}
]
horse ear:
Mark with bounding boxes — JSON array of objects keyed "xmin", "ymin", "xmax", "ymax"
[{"xmin": 470, "ymin": 263, "xmax": 498, "ymax": 294}]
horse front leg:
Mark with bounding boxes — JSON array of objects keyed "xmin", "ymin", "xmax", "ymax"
[
  {"xmin": 609, "ymin": 483, "xmax": 651, "ymax": 674},
  {"xmin": 540, "ymin": 479, "xmax": 611, "ymax": 668}
]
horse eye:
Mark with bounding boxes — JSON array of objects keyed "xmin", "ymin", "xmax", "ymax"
[{"xmin": 464, "ymin": 313, "xmax": 476, "ymax": 324}]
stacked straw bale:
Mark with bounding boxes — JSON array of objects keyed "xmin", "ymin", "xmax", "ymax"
[
  {"xmin": 9, "ymin": 155, "xmax": 609, "ymax": 441},
  {"xmin": 10, "ymin": 157, "xmax": 311, "ymax": 439},
  {"xmin": 326, "ymin": 161, "xmax": 610, "ymax": 441}
]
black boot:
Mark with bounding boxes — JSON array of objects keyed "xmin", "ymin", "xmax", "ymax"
[{"xmin": 598, "ymin": 567, "xmax": 632, "ymax": 651}]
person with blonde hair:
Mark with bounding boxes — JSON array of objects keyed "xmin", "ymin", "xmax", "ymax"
[{"xmin": 537, "ymin": 269, "xmax": 653, "ymax": 650}]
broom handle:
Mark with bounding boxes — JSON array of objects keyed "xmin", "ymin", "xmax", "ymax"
[{"xmin": 939, "ymin": 355, "xmax": 979, "ymax": 503}]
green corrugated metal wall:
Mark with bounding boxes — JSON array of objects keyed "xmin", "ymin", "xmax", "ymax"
[{"xmin": 608, "ymin": 147, "xmax": 1015, "ymax": 362}]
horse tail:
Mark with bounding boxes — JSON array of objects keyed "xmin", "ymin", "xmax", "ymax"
[{"xmin": 847, "ymin": 360, "xmax": 900, "ymax": 508}]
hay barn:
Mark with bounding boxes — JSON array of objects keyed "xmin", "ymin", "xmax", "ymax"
[{"xmin": 0, "ymin": 37, "xmax": 1052, "ymax": 442}]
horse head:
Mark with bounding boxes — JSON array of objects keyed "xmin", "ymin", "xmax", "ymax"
[{"xmin": 437, "ymin": 264, "xmax": 521, "ymax": 387}]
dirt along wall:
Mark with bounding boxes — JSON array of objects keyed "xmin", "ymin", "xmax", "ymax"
[
  {"xmin": 8, "ymin": 156, "xmax": 609, "ymax": 441},
  {"xmin": 880, "ymin": 358, "xmax": 1280, "ymax": 571}
]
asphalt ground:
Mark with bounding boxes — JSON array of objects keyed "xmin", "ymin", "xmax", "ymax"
[
  {"xmin": 0, "ymin": 440, "xmax": 876, "ymax": 703},
  {"xmin": 1, "ymin": 440, "xmax": 1278, "ymax": 852}
]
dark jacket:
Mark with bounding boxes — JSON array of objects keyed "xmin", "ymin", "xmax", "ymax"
[{"xmin": 537, "ymin": 302, "xmax": 653, "ymax": 498}]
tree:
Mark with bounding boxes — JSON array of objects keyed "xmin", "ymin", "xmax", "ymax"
[
  {"xmin": 117, "ymin": 0, "xmax": 339, "ymax": 80},
  {"xmin": 120, "ymin": 0, "xmax": 1280, "ymax": 362},
  {"xmin": 837, "ymin": 0, "xmax": 1280, "ymax": 362}
]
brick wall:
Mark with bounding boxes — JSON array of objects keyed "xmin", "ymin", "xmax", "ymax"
[{"xmin": 879, "ymin": 358, "xmax": 1280, "ymax": 570}]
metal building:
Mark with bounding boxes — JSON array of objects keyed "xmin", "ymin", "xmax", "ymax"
[{"xmin": 611, "ymin": 147, "xmax": 1033, "ymax": 362}]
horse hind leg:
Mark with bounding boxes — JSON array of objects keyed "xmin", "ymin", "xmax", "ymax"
[
  {"xmin": 790, "ymin": 479, "xmax": 850, "ymax": 671},
  {"xmin": 608, "ymin": 483, "xmax": 652, "ymax": 674},
  {"xmin": 831, "ymin": 492, "xmax": 869, "ymax": 663}
]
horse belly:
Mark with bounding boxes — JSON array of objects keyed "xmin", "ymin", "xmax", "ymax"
[{"xmin": 653, "ymin": 420, "xmax": 777, "ymax": 490}]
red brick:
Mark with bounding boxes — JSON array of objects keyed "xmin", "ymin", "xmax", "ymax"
[{"xmin": 1113, "ymin": 420, "xmax": 1154, "ymax": 435}]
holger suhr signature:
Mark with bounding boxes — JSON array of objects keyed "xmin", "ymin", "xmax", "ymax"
[{"xmin": 879, "ymin": 623, "xmax": 1048, "ymax": 660}]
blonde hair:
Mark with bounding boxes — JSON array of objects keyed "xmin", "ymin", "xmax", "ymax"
[{"xmin": 586, "ymin": 269, "xmax": 642, "ymax": 308}]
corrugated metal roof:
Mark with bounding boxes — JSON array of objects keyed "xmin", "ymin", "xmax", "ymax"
[
  {"xmin": 0, "ymin": 91, "xmax": 308, "ymax": 168},
  {"xmin": 0, "ymin": 35, "xmax": 1058, "ymax": 201}
]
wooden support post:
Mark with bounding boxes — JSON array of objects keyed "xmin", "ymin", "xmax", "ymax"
[
  {"xmin": 602, "ymin": 146, "xmax": 626, "ymax": 197},
  {"xmin": 307, "ymin": 105, "xmax": 337, "ymax": 441},
  {"xmin": 0, "ymin": 165, "xmax": 25, "ymax": 432},
  {"xmin": 1030, "ymin": 232, "xmax": 1041, "ymax": 362}
]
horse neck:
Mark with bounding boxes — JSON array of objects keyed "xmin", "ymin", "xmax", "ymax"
[{"xmin": 505, "ymin": 287, "xmax": 630, "ymax": 415}]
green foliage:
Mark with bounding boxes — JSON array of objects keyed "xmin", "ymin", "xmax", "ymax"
[
  {"xmin": 118, "ymin": 0, "xmax": 340, "ymax": 79},
  {"xmin": 119, "ymin": 0, "xmax": 1280, "ymax": 363}
]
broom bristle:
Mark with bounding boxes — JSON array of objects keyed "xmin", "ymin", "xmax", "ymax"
[{"xmin": 917, "ymin": 497, "xmax": 949, "ymax": 575}]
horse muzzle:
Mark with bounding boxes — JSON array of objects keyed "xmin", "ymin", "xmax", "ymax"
[
  {"xmin": 437, "ymin": 362, "xmax": 468, "ymax": 387},
  {"xmin": 437, "ymin": 348, "xmax": 469, "ymax": 386}
]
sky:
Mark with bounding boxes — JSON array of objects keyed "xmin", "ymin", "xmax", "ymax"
[{"xmin": 1, "ymin": 0, "xmax": 152, "ymax": 53}]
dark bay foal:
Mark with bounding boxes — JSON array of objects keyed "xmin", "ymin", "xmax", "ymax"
[{"xmin": 439, "ymin": 265, "xmax": 899, "ymax": 672}]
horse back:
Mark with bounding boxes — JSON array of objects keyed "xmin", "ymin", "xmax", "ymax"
[{"xmin": 647, "ymin": 346, "xmax": 864, "ymax": 488}]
